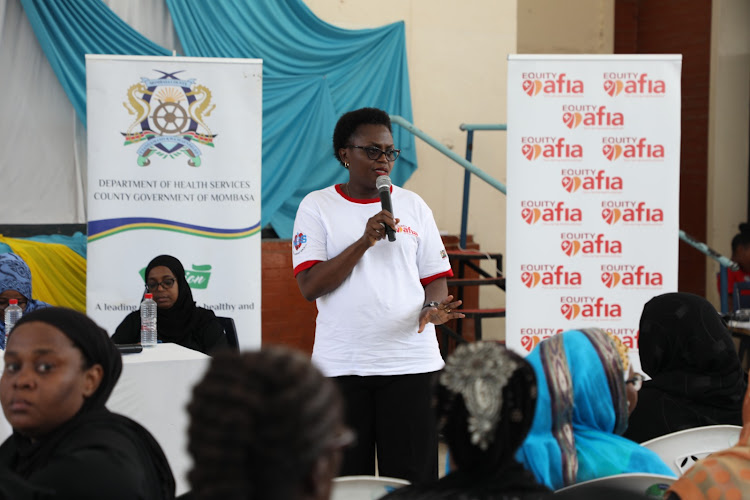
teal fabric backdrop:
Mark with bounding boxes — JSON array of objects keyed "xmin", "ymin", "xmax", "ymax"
[
  {"xmin": 19, "ymin": 0, "xmax": 172, "ymax": 128},
  {"xmin": 166, "ymin": 0, "xmax": 416, "ymax": 236},
  {"xmin": 20, "ymin": 0, "xmax": 416, "ymax": 237}
]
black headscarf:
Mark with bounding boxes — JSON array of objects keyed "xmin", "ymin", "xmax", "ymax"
[
  {"xmin": 624, "ymin": 292, "xmax": 747, "ymax": 443},
  {"xmin": 144, "ymin": 255, "xmax": 220, "ymax": 347},
  {"xmin": 145, "ymin": 255, "xmax": 198, "ymax": 343},
  {"xmin": 11, "ymin": 307, "xmax": 122, "ymax": 411},
  {"xmin": 382, "ymin": 342, "xmax": 551, "ymax": 500},
  {"xmin": 0, "ymin": 307, "xmax": 175, "ymax": 499}
]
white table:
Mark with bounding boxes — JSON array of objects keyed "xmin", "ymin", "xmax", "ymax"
[{"xmin": 1, "ymin": 343, "xmax": 211, "ymax": 496}]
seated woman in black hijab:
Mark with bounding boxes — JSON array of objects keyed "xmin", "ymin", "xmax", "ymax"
[
  {"xmin": 0, "ymin": 307, "xmax": 174, "ymax": 500},
  {"xmin": 624, "ymin": 292, "xmax": 747, "ymax": 443},
  {"xmin": 112, "ymin": 255, "xmax": 228, "ymax": 355},
  {"xmin": 382, "ymin": 341, "xmax": 551, "ymax": 500}
]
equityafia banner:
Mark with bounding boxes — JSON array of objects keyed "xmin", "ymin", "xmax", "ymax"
[
  {"xmin": 86, "ymin": 55, "xmax": 262, "ymax": 348},
  {"xmin": 505, "ymin": 55, "xmax": 682, "ymax": 361}
]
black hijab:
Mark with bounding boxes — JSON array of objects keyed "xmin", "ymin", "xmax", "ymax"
[
  {"xmin": 383, "ymin": 342, "xmax": 551, "ymax": 500},
  {"xmin": 624, "ymin": 292, "xmax": 746, "ymax": 443},
  {"xmin": 144, "ymin": 255, "xmax": 215, "ymax": 344},
  {"xmin": 0, "ymin": 307, "xmax": 175, "ymax": 499}
]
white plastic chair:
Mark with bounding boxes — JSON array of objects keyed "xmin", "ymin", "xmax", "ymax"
[
  {"xmin": 640, "ymin": 424, "xmax": 742, "ymax": 476},
  {"xmin": 554, "ymin": 473, "xmax": 675, "ymax": 497},
  {"xmin": 331, "ymin": 475, "xmax": 410, "ymax": 500}
]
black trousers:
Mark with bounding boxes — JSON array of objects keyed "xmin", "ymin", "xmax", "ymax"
[{"xmin": 334, "ymin": 371, "xmax": 439, "ymax": 484}]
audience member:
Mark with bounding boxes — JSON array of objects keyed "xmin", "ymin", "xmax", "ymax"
[
  {"xmin": 608, "ymin": 332, "xmax": 643, "ymax": 415},
  {"xmin": 0, "ymin": 307, "xmax": 174, "ymax": 499},
  {"xmin": 382, "ymin": 341, "xmax": 552, "ymax": 499},
  {"xmin": 112, "ymin": 255, "xmax": 228, "ymax": 355},
  {"xmin": 720, "ymin": 223, "xmax": 750, "ymax": 301},
  {"xmin": 624, "ymin": 293, "xmax": 745, "ymax": 443},
  {"xmin": 666, "ymin": 379, "xmax": 750, "ymax": 499},
  {"xmin": 186, "ymin": 347, "xmax": 351, "ymax": 500},
  {"xmin": 0, "ymin": 253, "xmax": 51, "ymax": 349},
  {"xmin": 517, "ymin": 328, "xmax": 674, "ymax": 490}
]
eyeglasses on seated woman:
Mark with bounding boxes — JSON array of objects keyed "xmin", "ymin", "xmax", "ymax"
[{"xmin": 111, "ymin": 255, "xmax": 229, "ymax": 355}]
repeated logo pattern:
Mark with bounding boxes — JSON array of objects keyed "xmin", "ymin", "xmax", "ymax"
[{"xmin": 512, "ymin": 60, "xmax": 678, "ymax": 352}]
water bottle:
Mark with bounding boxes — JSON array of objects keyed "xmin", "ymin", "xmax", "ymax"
[
  {"xmin": 140, "ymin": 293, "xmax": 157, "ymax": 347},
  {"xmin": 4, "ymin": 299, "xmax": 23, "ymax": 350}
]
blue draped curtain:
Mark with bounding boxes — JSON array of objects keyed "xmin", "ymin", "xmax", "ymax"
[
  {"xmin": 19, "ymin": 0, "xmax": 171, "ymax": 128},
  {"xmin": 20, "ymin": 0, "xmax": 416, "ymax": 237},
  {"xmin": 166, "ymin": 0, "xmax": 416, "ymax": 236}
]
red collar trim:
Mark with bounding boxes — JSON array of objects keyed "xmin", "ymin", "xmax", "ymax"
[{"xmin": 336, "ymin": 184, "xmax": 392, "ymax": 204}]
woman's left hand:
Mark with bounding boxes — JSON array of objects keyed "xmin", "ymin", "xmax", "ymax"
[{"xmin": 418, "ymin": 295, "xmax": 465, "ymax": 333}]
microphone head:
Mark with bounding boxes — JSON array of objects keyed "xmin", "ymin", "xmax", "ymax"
[{"xmin": 376, "ymin": 175, "xmax": 392, "ymax": 192}]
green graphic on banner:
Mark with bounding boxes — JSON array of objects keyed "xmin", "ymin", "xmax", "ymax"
[{"xmin": 139, "ymin": 264, "xmax": 212, "ymax": 289}]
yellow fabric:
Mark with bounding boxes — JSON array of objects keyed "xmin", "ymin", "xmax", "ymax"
[{"xmin": 0, "ymin": 236, "xmax": 86, "ymax": 312}]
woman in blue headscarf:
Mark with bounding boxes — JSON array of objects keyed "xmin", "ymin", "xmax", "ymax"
[
  {"xmin": 0, "ymin": 253, "xmax": 51, "ymax": 348},
  {"xmin": 516, "ymin": 328, "xmax": 674, "ymax": 490}
]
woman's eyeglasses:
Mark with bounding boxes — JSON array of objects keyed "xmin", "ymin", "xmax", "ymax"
[
  {"xmin": 347, "ymin": 145, "xmax": 400, "ymax": 162},
  {"xmin": 625, "ymin": 373, "xmax": 645, "ymax": 391},
  {"xmin": 0, "ymin": 298, "xmax": 28, "ymax": 309},
  {"xmin": 145, "ymin": 278, "xmax": 176, "ymax": 292}
]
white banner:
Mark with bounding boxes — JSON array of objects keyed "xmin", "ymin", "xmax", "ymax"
[
  {"xmin": 86, "ymin": 55, "xmax": 262, "ymax": 348},
  {"xmin": 506, "ymin": 55, "xmax": 682, "ymax": 360}
]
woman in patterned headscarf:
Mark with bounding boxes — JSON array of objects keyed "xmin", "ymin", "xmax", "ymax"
[
  {"xmin": 624, "ymin": 292, "xmax": 746, "ymax": 443},
  {"xmin": 0, "ymin": 253, "xmax": 50, "ymax": 349},
  {"xmin": 516, "ymin": 329, "xmax": 674, "ymax": 490},
  {"xmin": 383, "ymin": 342, "xmax": 552, "ymax": 499}
]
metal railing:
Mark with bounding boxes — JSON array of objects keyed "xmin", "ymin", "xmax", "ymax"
[{"xmin": 390, "ymin": 115, "xmax": 739, "ymax": 313}]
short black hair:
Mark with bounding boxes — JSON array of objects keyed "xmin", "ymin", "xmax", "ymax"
[
  {"xmin": 732, "ymin": 223, "xmax": 750, "ymax": 253},
  {"xmin": 332, "ymin": 107, "xmax": 392, "ymax": 166}
]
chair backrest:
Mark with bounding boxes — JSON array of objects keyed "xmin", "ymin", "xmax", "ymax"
[
  {"xmin": 331, "ymin": 476, "xmax": 410, "ymax": 500},
  {"xmin": 216, "ymin": 316, "xmax": 239, "ymax": 352},
  {"xmin": 640, "ymin": 424, "xmax": 742, "ymax": 476},
  {"xmin": 553, "ymin": 473, "xmax": 675, "ymax": 498},
  {"xmin": 734, "ymin": 282, "xmax": 750, "ymax": 311}
]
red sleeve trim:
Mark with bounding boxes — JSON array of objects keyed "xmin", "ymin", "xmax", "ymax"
[
  {"xmin": 294, "ymin": 260, "xmax": 322, "ymax": 277},
  {"xmin": 420, "ymin": 269, "xmax": 454, "ymax": 286}
]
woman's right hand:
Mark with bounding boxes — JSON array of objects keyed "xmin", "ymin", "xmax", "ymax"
[{"xmin": 362, "ymin": 210, "xmax": 399, "ymax": 247}]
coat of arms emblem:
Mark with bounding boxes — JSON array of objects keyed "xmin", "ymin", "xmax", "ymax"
[{"xmin": 122, "ymin": 70, "xmax": 217, "ymax": 166}]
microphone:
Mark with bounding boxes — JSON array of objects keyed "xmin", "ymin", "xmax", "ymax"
[{"xmin": 375, "ymin": 175, "xmax": 396, "ymax": 242}]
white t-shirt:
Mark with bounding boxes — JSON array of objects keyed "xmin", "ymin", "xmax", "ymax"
[{"xmin": 292, "ymin": 184, "xmax": 452, "ymax": 377}]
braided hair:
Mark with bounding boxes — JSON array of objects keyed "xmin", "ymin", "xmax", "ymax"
[{"xmin": 187, "ymin": 347, "xmax": 345, "ymax": 500}]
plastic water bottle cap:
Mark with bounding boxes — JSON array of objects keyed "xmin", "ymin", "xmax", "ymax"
[
  {"xmin": 9, "ymin": 299, "xmax": 17, "ymax": 305},
  {"xmin": 144, "ymin": 293, "xmax": 153, "ymax": 299}
]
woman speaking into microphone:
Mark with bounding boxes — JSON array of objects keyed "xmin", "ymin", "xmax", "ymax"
[{"xmin": 292, "ymin": 107, "xmax": 464, "ymax": 484}]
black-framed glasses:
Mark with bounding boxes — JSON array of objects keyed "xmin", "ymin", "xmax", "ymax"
[
  {"xmin": 0, "ymin": 298, "xmax": 28, "ymax": 309},
  {"xmin": 145, "ymin": 278, "xmax": 176, "ymax": 292},
  {"xmin": 348, "ymin": 145, "xmax": 400, "ymax": 162},
  {"xmin": 625, "ymin": 373, "xmax": 645, "ymax": 391}
]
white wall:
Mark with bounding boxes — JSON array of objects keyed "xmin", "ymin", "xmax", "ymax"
[{"xmin": 706, "ymin": 0, "xmax": 750, "ymax": 308}]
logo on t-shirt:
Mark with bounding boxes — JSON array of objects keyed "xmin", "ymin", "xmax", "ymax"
[
  {"xmin": 293, "ymin": 232, "xmax": 307, "ymax": 254},
  {"xmin": 440, "ymin": 250, "xmax": 447, "ymax": 259}
]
